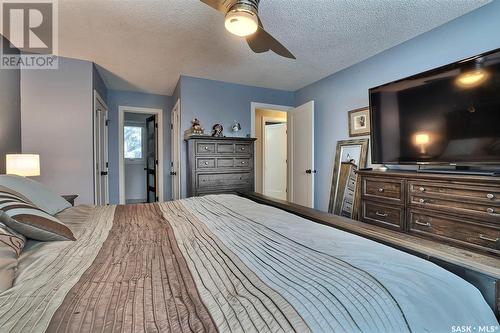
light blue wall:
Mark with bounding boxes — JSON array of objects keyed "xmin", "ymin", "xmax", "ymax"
[
  {"xmin": 0, "ymin": 35, "xmax": 21, "ymax": 174},
  {"xmin": 92, "ymin": 64, "xmax": 107, "ymax": 103},
  {"xmin": 21, "ymin": 57, "xmax": 95, "ymax": 204},
  {"xmin": 178, "ymin": 75, "xmax": 295, "ymax": 197},
  {"xmin": 107, "ymin": 89, "xmax": 173, "ymax": 204},
  {"xmin": 172, "ymin": 78, "xmax": 181, "ymax": 107},
  {"xmin": 295, "ymin": 0, "xmax": 500, "ymax": 211}
]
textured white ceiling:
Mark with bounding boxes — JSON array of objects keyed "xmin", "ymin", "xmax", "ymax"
[{"xmin": 58, "ymin": 0, "xmax": 490, "ymax": 95}]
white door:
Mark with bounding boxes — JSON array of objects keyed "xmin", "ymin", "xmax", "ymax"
[
  {"xmin": 170, "ymin": 100, "xmax": 181, "ymax": 200},
  {"xmin": 94, "ymin": 92, "xmax": 109, "ymax": 205},
  {"xmin": 288, "ymin": 101, "xmax": 314, "ymax": 207},
  {"xmin": 264, "ymin": 123, "xmax": 287, "ymax": 200}
]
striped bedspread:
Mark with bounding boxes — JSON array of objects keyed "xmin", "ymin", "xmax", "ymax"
[{"xmin": 0, "ymin": 194, "xmax": 497, "ymax": 333}]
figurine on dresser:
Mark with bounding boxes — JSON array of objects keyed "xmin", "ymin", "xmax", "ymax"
[
  {"xmin": 184, "ymin": 118, "xmax": 205, "ymax": 139},
  {"xmin": 212, "ymin": 123, "xmax": 224, "ymax": 137}
]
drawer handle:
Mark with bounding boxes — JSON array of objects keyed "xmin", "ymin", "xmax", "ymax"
[
  {"xmin": 204, "ymin": 161, "xmax": 209, "ymax": 165},
  {"xmin": 375, "ymin": 211, "xmax": 388, "ymax": 217},
  {"xmin": 419, "ymin": 187, "xmax": 425, "ymax": 192},
  {"xmin": 377, "ymin": 188, "xmax": 384, "ymax": 193},
  {"xmin": 419, "ymin": 198, "xmax": 428, "ymax": 204},
  {"xmin": 479, "ymin": 234, "xmax": 499, "ymax": 243},
  {"xmin": 415, "ymin": 220, "xmax": 431, "ymax": 227},
  {"xmin": 240, "ymin": 147, "xmax": 245, "ymax": 151},
  {"xmin": 204, "ymin": 146, "xmax": 209, "ymax": 150},
  {"xmin": 486, "ymin": 208, "xmax": 497, "ymax": 215},
  {"xmin": 486, "ymin": 193, "xmax": 495, "ymax": 200},
  {"xmin": 241, "ymin": 161, "xmax": 246, "ymax": 164}
]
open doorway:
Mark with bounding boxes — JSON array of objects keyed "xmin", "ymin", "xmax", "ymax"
[
  {"xmin": 251, "ymin": 101, "xmax": 315, "ymax": 207},
  {"xmin": 93, "ymin": 90, "xmax": 109, "ymax": 205},
  {"xmin": 256, "ymin": 110, "xmax": 288, "ymax": 200},
  {"xmin": 119, "ymin": 106, "xmax": 164, "ymax": 204}
]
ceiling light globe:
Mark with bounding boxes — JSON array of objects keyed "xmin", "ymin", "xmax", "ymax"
[{"xmin": 225, "ymin": 9, "xmax": 258, "ymax": 37}]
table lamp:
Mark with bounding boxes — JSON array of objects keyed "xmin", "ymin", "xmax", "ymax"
[{"xmin": 6, "ymin": 154, "xmax": 40, "ymax": 177}]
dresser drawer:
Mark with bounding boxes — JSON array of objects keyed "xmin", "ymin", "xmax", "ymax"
[
  {"xmin": 363, "ymin": 177, "xmax": 404, "ymax": 203},
  {"xmin": 217, "ymin": 143, "xmax": 234, "ymax": 153},
  {"xmin": 196, "ymin": 143, "xmax": 216, "ymax": 154},
  {"xmin": 409, "ymin": 181, "xmax": 500, "ymax": 205},
  {"xmin": 217, "ymin": 158, "xmax": 234, "ymax": 168},
  {"xmin": 235, "ymin": 143, "xmax": 252, "ymax": 154},
  {"xmin": 197, "ymin": 158, "xmax": 215, "ymax": 169},
  {"xmin": 410, "ymin": 195, "xmax": 500, "ymax": 223},
  {"xmin": 197, "ymin": 172, "xmax": 253, "ymax": 190},
  {"xmin": 362, "ymin": 200, "xmax": 404, "ymax": 230},
  {"xmin": 197, "ymin": 186, "xmax": 253, "ymax": 196},
  {"xmin": 409, "ymin": 210, "xmax": 500, "ymax": 253},
  {"xmin": 235, "ymin": 158, "xmax": 252, "ymax": 168}
]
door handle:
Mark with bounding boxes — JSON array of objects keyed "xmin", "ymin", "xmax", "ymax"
[
  {"xmin": 305, "ymin": 169, "xmax": 317, "ymax": 174},
  {"xmin": 100, "ymin": 171, "xmax": 108, "ymax": 176},
  {"xmin": 170, "ymin": 171, "xmax": 177, "ymax": 176}
]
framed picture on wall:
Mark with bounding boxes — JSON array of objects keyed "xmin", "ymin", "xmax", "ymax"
[{"xmin": 348, "ymin": 107, "xmax": 370, "ymax": 137}]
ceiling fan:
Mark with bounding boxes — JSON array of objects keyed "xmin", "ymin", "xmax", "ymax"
[{"xmin": 200, "ymin": 0, "xmax": 296, "ymax": 59}]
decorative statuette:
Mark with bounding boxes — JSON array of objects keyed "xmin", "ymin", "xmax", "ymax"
[
  {"xmin": 185, "ymin": 118, "xmax": 205, "ymax": 139},
  {"xmin": 232, "ymin": 121, "xmax": 241, "ymax": 132},
  {"xmin": 212, "ymin": 123, "xmax": 224, "ymax": 137},
  {"xmin": 190, "ymin": 118, "xmax": 204, "ymax": 135}
]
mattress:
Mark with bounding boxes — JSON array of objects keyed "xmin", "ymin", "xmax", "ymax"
[{"xmin": 0, "ymin": 194, "xmax": 497, "ymax": 333}]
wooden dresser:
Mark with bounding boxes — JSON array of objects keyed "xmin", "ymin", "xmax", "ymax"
[
  {"xmin": 186, "ymin": 136, "xmax": 256, "ymax": 197},
  {"xmin": 358, "ymin": 170, "xmax": 500, "ymax": 255}
]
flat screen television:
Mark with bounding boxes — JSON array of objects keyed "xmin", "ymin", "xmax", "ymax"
[{"xmin": 369, "ymin": 48, "xmax": 500, "ymax": 166}]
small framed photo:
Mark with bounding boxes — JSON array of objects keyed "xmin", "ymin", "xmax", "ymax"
[{"xmin": 348, "ymin": 107, "xmax": 370, "ymax": 137}]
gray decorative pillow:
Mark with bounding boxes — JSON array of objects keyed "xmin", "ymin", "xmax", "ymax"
[
  {"xmin": 0, "ymin": 215, "xmax": 26, "ymax": 293},
  {"xmin": 0, "ymin": 175, "xmax": 71, "ymax": 215},
  {"xmin": 0, "ymin": 187, "xmax": 75, "ymax": 242}
]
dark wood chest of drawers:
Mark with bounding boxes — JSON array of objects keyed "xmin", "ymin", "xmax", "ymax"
[
  {"xmin": 186, "ymin": 137, "xmax": 256, "ymax": 197},
  {"xmin": 358, "ymin": 170, "xmax": 500, "ymax": 255}
]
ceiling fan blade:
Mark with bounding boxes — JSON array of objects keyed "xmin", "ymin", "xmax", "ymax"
[
  {"xmin": 246, "ymin": 24, "xmax": 295, "ymax": 59},
  {"xmin": 200, "ymin": 0, "xmax": 231, "ymax": 13}
]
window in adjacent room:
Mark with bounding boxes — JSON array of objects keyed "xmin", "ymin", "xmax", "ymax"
[{"xmin": 124, "ymin": 125, "xmax": 143, "ymax": 159}]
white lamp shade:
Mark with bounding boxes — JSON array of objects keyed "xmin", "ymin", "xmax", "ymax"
[{"xmin": 6, "ymin": 154, "xmax": 40, "ymax": 177}]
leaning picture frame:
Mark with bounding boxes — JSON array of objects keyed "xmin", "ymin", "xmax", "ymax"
[{"xmin": 348, "ymin": 107, "xmax": 370, "ymax": 137}]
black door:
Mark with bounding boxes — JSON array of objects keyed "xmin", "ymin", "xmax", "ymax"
[{"xmin": 146, "ymin": 115, "xmax": 157, "ymax": 203}]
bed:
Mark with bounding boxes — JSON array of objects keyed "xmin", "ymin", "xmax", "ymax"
[{"xmin": 0, "ymin": 194, "xmax": 498, "ymax": 333}]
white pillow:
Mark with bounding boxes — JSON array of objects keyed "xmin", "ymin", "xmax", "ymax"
[{"xmin": 0, "ymin": 175, "xmax": 71, "ymax": 215}]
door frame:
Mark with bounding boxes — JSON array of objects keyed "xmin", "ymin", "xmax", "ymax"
[
  {"xmin": 93, "ymin": 90, "xmax": 109, "ymax": 205},
  {"xmin": 170, "ymin": 99, "xmax": 181, "ymax": 200},
  {"xmin": 261, "ymin": 116, "xmax": 287, "ymax": 197},
  {"xmin": 118, "ymin": 106, "xmax": 164, "ymax": 204},
  {"xmin": 250, "ymin": 102, "xmax": 293, "ymax": 137}
]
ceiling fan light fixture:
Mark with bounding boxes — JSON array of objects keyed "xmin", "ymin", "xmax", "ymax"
[{"xmin": 224, "ymin": 8, "xmax": 258, "ymax": 37}]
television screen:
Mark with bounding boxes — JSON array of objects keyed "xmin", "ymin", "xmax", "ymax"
[{"xmin": 369, "ymin": 48, "xmax": 500, "ymax": 165}]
